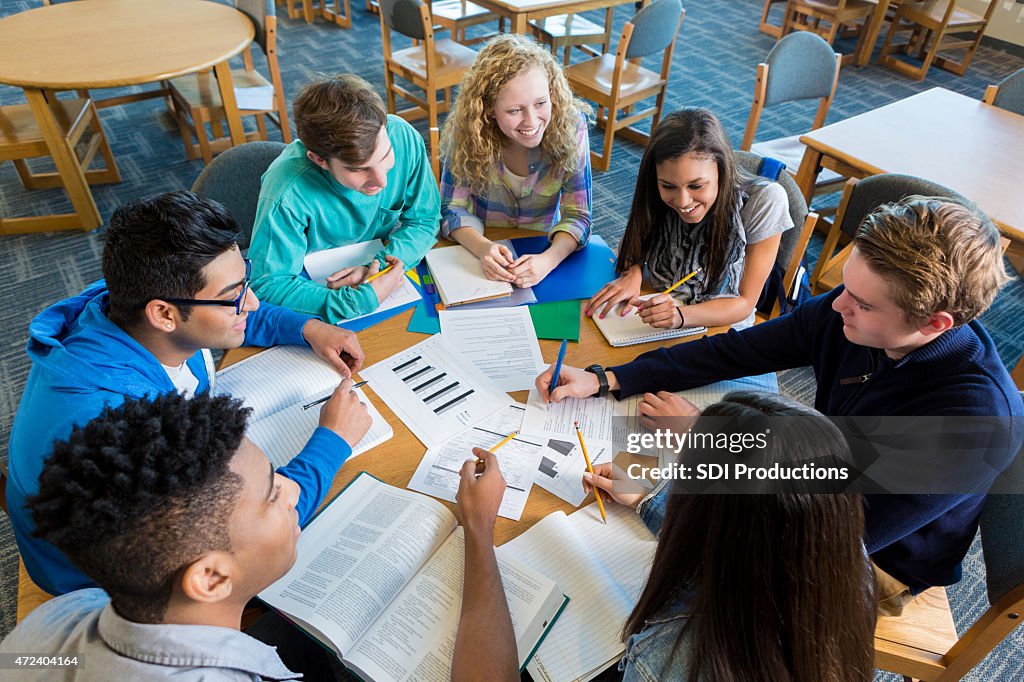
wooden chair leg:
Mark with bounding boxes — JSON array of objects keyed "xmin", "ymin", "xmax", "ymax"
[
  {"xmin": 384, "ymin": 68, "xmax": 398, "ymax": 115},
  {"xmin": 194, "ymin": 108, "xmax": 215, "ymax": 165},
  {"xmin": 255, "ymin": 113, "xmax": 269, "ymax": 141},
  {"xmin": 598, "ymin": 106, "xmax": 617, "ymax": 172}
]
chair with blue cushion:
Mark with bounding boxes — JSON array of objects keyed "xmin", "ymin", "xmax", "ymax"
[
  {"xmin": 983, "ymin": 68, "xmax": 1024, "ymax": 117},
  {"xmin": 190, "ymin": 140, "xmax": 286, "ymax": 251},
  {"xmin": 564, "ymin": 0, "xmax": 685, "ymax": 172},
  {"xmin": 741, "ymin": 32, "xmax": 846, "ymax": 202},
  {"xmin": 875, "ymin": 431, "xmax": 1024, "ymax": 680},
  {"xmin": 736, "ymin": 150, "xmax": 820, "ymax": 320}
]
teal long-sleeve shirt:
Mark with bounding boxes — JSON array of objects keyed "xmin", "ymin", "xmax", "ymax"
[{"xmin": 249, "ymin": 116, "xmax": 440, "ymax": 322}]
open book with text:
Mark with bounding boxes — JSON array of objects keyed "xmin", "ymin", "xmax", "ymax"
[{"xmin": 259, "ymin": 473, "xmax": 568, "ymax": 681}]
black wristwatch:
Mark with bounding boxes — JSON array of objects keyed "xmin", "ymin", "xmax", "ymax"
[{"xmin": 585, "ymin": 364, "xmax": 609, "ymax": 398}]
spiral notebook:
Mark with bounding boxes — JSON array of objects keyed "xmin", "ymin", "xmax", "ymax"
[{"xmin": 592, "ymin": 296, "xmax": 705, "ymax": 347}]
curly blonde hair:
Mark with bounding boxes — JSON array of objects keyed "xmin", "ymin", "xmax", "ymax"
[{"xmin": 441, "ymin": 34, "xmax": 591, "ymax": 192}]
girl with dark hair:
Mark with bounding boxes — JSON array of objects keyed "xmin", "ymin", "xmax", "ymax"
[
  {"xmin": 587, "ymin": 108, "xmax": 792, "ymax": 330},
  {"xmin": 584, "ymin": 392, "xmax": 876, "ymax": 681}
]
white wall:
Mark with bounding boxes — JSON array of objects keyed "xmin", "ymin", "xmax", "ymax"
[{"xmin": 962, "ymin": 0, "xmax": 1024, "ymax": 47}]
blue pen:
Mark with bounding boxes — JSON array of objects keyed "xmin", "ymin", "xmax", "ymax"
[{"xmin": 548, "ymin": 339, "xmax": 568, "ymax": 403}]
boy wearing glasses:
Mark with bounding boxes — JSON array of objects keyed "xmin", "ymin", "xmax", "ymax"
[{"xmin": 8, "ymin": 191, "xmax": 371, "ymax": 596}]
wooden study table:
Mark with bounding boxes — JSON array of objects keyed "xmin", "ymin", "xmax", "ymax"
[
  {"xmin": 794, "ymin": 87, "xmax": 1024, "ymax": 259},
  {"xmin": 0, "ymin": 0, "xmax": 254, "ymax": 232},
  {"xmin": 470, "ymin": 0, "xmax": 642, "ymax": 35},
  {"xmin": 223, "ymin": 231, "xmax": 724, "ymax": 545}
]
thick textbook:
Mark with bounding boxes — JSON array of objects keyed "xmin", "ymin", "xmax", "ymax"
[{"xmin": 259, "ymin": 473, "xmax": 568, "ymax": 681}]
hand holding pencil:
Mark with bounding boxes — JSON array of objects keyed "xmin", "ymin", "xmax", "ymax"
[
  {"xmin": 574, "ymin": 421, "xmax": 606, "ymax": 524},
  {"xmin": 631, "ymin": 268, "xmax": 702, "ymax": 330}
]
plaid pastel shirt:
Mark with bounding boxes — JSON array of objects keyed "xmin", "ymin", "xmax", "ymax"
[{"xmin": 439, "ymin": 114, "xmax": 592, "ymax": 248}]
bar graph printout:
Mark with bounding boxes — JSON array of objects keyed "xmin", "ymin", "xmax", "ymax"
[{"xmin": 360, "ymin": 334, "xmax": 508, "ymax": 448}]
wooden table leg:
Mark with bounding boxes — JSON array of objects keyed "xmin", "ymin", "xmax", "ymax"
[
  {"xmin": 213, "ymin": 60, "xmax": 247, "ymax": 148},
  {"xmin": 794, "ymin": 144, "xmax": 822, "ymax": 207},
  {"xmin": 856, "ymin": 0, "xmax": 890, "ymax": 67},
  {"xmin": 508, "ymin": 12, "xmax": 528, "ymax": 34},
  {"xmin": 24, "ymin": 88, "xmax": 102, "ymax": 231},
  {"xmin": 303, "ymin": 0, "xmax": 315, "ymax": 23}
]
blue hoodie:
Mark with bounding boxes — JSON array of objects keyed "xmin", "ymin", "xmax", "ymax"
[{"xmin": 8, "ymin": 281, "xmax": 352, "ymax": 595}]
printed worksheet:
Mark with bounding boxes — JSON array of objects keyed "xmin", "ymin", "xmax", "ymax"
[
  {"xmin": 360, "ymin": 334, "xmax": 508, "ymax": 448},
  {"xmin": 439, "ymin": 307, "xmax": 545, "ymax": 392},
  {"xmin": 408, "ymin": 403, "xmax": 542, "ymax": 520}
]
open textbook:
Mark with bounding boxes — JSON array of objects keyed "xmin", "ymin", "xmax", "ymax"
[
  {"xmin": 503, "ymin": 502, "xmax": 658, "ymax": 682},
  {"xmin": 214, "ymin": 346, "xmax": 393, "ymax": 467},
  {"xmin": 259, "ymin": 473, "xmax": 568, "ymax": 681}
]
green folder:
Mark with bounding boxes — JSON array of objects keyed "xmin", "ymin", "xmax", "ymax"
[{"xmin": 530, "ymin": 300, "xmax": 582, "ymax": 341}]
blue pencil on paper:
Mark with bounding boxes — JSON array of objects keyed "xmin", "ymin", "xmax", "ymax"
[{"xmin": 548, "ymin": 339, "xmax": 568, "ymax": 403}]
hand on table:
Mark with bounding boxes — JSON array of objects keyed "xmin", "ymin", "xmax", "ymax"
[
  {"xmin": 637, "ymin": 391, "xmax": 700, "ymax": 431},
  {"xmin": 368, "ymin": 255, "xmax": 405, "ymax": 303},
  {"xmin": 586, "ymin": 265, "xmax": 642, "ymax": 318},
  {"xmin": 318, "ymin": 378, "xmax": 371, "ymax": 446},
  {"xmin": 507, "ymin": 251, "xmax": 557, "ymax": 289},
  {"xmin": 582, "ymin": 463, "xmax": 651, "ymax": 510},
  {"xmin": 536, "ymin": 364, "xmax": 597, "ymax": 403},
  {"xmin": 631, "ymin": 294, "xmax": 683, "ymax": 329},
  {"xmin": 456, "ymin": 448, "xmax": 507, "ymax": 536},
  {"xmin": 470, "ymin": 240, "xmax": 517, "ymax": 283},
  {"xmin": 302, "ymin": 319, "xmax": 365, "ymax": 376}
]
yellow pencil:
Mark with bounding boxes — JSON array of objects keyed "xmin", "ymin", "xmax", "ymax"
[
  {"xmin": 363, "ymin": 264, "xmax": 394, "ymax": 284},
  {"xmin": 574, "ymin": 421, "xmax": 607, "ymax": 524},
  {"xmin": 660, "ymin": 267, "xmax": 702, "ymax": 295},
  {"xmin": 476, "ymin": 431, "xmax": 518, "ymax": 464}
]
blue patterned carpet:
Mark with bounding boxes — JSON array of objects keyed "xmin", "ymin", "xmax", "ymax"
[{"xmin": 1, "ymin": 0, "xmax": 1022, "ymax": 678}]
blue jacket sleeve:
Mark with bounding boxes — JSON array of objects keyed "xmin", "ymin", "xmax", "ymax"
[
  {"xmin": 242, "ymin": 301, "xmax": 314, "ymax": 348},
  {"xmin": 278, "ymin": 427, "xmax": 352, "ymax": 526}
]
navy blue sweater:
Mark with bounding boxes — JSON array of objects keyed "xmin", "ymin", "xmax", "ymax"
[{"xmin": 610, "ymin": 288, "xmax": 1023, "ymax": 593}]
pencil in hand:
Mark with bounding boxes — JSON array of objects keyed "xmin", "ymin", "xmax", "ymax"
[
  {"xmin": 302, "ymin": 380, "xmax": 368, "ymax": 410},
  {"xmin": 363, "ymin": 264, "xmax": 394, "ymax": 284},
  {"xmin": 476, "ymin": 431, "xmax": 518, "ymax": 465},
  {"xmin": 574, "ymin": 421, "xmax": 607, "ymax": 524}
]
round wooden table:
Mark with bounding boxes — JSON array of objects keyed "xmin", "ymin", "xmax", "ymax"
[{"xmin": 0, "ymin": 0, "xmax": 254, "ymax": 231}]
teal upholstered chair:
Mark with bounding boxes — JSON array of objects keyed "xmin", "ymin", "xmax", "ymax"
[{"xmin": 984, "ymin": 68, "xmax": 1024, "ymax": 117}]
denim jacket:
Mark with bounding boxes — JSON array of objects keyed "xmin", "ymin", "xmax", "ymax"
[{"xmin": 618, "ymin": 480, "xmax": 698, "ymax": 680}]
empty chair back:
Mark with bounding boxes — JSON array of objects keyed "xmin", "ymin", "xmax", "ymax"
[
  {"xmin": 380, "ymin": 0, "xmax": 428, "ymax": 39},
  {"xmin": 735, "ymin": 150, "xmax": 808, "ymax": 272},
  {"xmin": 990, "ymin": 68, "xmax": 1024, "ymax": 116},
  {"xmin": 836, "ymin": 174, "xmax": 971, "ymax": 240},
  {"xmin": 191, "ymin": 140, "xmax": 286, "ymax": 250},
  {"xmin": 236, "ymin": 0, "xmax": 274, "ymax": 53},
  {"xmin": 763, "ymin": 31, "xmax": 838, "ymax": 106},
  {"xmin": 625, "ymin": 0, "xmax": 683, "ymax": 59},
  {"xmin": 980, "ymin": 431, "xmax": 1024, "ymax": 605}
]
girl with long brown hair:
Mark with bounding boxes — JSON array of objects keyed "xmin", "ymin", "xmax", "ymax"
[
  {"xmin": 587, "ymin": 109, "xmax": 792, "ymax": 330},
  {"xmin": 584, "ymin": 392, "xmax": 877, "ymax": 681}
]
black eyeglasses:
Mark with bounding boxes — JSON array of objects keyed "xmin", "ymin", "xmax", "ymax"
[{"xmin": 162, "ymin": 259, "xmax": 252, "ymax": 316}]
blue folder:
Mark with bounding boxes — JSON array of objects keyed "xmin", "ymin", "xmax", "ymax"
[{"xmin": 509, "ymin": 234, "xmax": 617, "ymax": 304}]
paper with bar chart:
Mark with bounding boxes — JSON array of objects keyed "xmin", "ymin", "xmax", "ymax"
[{"xmin": 360, "ymin": 334, "xmax": 508, "ymax": 448}]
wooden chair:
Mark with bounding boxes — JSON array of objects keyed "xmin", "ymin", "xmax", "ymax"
[
  {"xmin": 167, "ymin": 0, "xmax": 291, "ymax": 165},
  {"xmin": 879, "ymin": 0, "xmax": 997, "ymax": 80},
  {"xmin": 429, "ymin": 126, "xmax": 441, "ymax": 185},
  {"xmin": 810, "ymin": 174, "xmax": 975, "ymax": 295},
  {"xmin": 983, "ymin": 67, "xmax": 1024, "ymax": 116},
  {"xmin": 564, "ymin": 0, "xmax": 685, "ymax": 172},
  {"xmin": 18, "ymin": 558, "xmax": 53, "ymax": 624},
  {"xmin": 0, "ymin": 96, "xmax": 120, "ymax": 235},
  {"xmin": 432, "ymin": 0, "xmax": 504, "ymax": 46},
  {"xmin": 191, "ymin": 140, "xmax": 286, "ymax": 251},
  {"xmin": 875, "ymin": 437, "xmax": 1024, "ymax": 680},
  {"xmin": 379, "ymin": 0, "xmax": 477, "ymax": 173},
  {"xmin": 736, "ymin": 151, "xmax": 820, "ymax": 320},
  {"xmin": 532, "ymin": 9, "xmax": 616, "ymax": 66},
  {"xmin": 759, "ymin": 0, "xmax": 789, "ymax": 38},
  {"xmin": 279, "ymin": 0, "xmax": 352, "ymax": 27},
  {"xmin": 741, "ymin": 31, "xmax": 844, "ymax": 204},
  {"xmin": 781, "ymin": 0, "xmax": 877, "ymax": 65}
]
